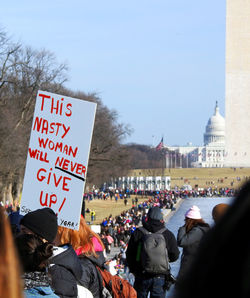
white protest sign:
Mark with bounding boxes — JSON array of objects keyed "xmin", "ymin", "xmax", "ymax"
[
  {"xmin": 20, "ymin": 90, "xmax": 97, "ymax": 230},
  {"xmin": 90, "ymin": 225, "xmax": 101, "ymax": 234}
]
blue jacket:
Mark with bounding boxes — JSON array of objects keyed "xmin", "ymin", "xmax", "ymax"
[{"xmin": 25, "ymin": 286, "xmax": 59, "ymax": 297}]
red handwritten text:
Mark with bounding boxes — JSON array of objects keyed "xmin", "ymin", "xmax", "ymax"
[
  {"xmin": 55, "ymin": 157, "xmax": 86, "ymax": 177},
  {"xmin": 37, "ymin": 168, "xmax": 71, "ymax": 191},
  {"xmin": 38, "ymin": 137, "xmax": 78, "ymax": 158},
  {"xmin": 39, "ymin": 93, "xmax": 72, "ymax": 117},
  {"xmin": 39, "ymin": 191, "xmax": 67, "ymax": 213},
  {"xmin": 28, "ymin": 148, "xmax": 49, "ymax": 163},
  {"xmin": 33, "ymin": 117, "xmax": 70, "ymax": 139}
]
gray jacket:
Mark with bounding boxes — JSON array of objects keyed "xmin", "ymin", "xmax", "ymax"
[{"xmin": 177, "ymin": 224, "xmax": 209, "ymax": 280}]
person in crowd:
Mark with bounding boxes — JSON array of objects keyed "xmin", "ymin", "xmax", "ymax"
[
  {"xmin": 8, "ymin": 207, "xmax": 23, "ymax": 236},
  {"xmin": 50, "ymin": 227, "xmax": 87, "ymax": 298},
  {"xmin": 212, "ymin": 203, "xmax": 229, "ymax": 224},
  {"xmin": 0, "ymin": 206, "xmax": 23, "ymax": 298},
  {"xmin": 19, "ymin": 207, "xmax": 88, "ymax": 298},
  {"xmin": 56, "ymin": 216, "xmax": 105, "ymax": 298},
  {"xmin": 15, "ymin": 233, "xmax": 59, "ymax": 297},
  {"xmin": 52, "ymin": 227, "xmax": 93, "ymax": 298},
  {"xmin": 90, "ymin": 210, "xmax": 96, "ymax": 222},
  {"xmin": 176, "ymin": 205, "xmax": 210, "ymax": 282},
  {"xmin": 101, "ymin": 232, "xmax": 110, "ymax": 253},
  {"xmin": 174, "ymin": 180, "xmax": 250, "ymax": 298},
  {"xmin": 20, "ymin": 207, "xmax": 58, "ymax": 244},
  {"xmin": 126, "ymin": 206, "xmax": 179, "ymax": 298},
  {"xmin": 119, "ymin": 243, "xmax": 128, "ymax": 273}
]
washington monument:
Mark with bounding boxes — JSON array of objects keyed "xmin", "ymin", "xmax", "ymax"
[{"xmin": 225, "ymin": 0, "xmax": 250, "ymax": 167}]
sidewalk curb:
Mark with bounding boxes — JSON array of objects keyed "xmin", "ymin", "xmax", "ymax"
[{"xmin": 165, "ymin": 198, "xmax": 184, "ymax": 223}]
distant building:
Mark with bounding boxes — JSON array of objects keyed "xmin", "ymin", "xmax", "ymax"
[
  {"xmin": 165, "ymin": 102, "xmax": 225, "ymax": 168},
  {"xmin": 224, "ymin": 0, "xmax": 250, "ymax": 167},
  {"xmin": 110, "ymin": 176, "xmax": 171, "ymax": 191}
]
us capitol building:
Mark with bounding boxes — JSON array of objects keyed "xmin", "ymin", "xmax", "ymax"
[
  {"xmin": 166, "ymin": 102, "xmax": 225, "ymax": 168},
  {"xmin": 109, "ymin": 102, "xmax": 225, "ymax": 191}
]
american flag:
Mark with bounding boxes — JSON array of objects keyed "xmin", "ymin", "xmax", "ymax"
[{"xmin": 156, "ymin": 137, "xmax": 164, "ymax": 151}]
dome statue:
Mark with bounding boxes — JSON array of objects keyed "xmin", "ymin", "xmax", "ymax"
[{"xmin": 204, "ymin": 101, "xmax": 225, "ymax": 145}]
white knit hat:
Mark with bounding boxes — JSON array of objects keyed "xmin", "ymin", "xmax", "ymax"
[{"xmin": 185, "ymin": 205, "xmax": 202, "ymax": 219}]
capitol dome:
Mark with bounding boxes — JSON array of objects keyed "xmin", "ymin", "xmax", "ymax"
[{"xmin": 204, "ymin": 101, "xmax": 225, "ymax": 145}]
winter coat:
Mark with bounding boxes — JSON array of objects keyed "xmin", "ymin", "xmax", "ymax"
[
  {"xmin": 126, "ymin": 218, "xmax": 180, "ymax": 277},
  {"xmin": 177, "ymin": 223, "xmax": 210, "ymax": 280},
  {"xmin": 49, "ymin": 244, "xmax": 83, "ymax": 298},
  {"xmin": 78, "ymin": 251, "xmax": 106, "ymax": 298}
]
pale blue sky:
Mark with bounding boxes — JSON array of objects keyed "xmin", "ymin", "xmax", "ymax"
[{"xmin": 0, "ymin": 1, "xmax": 226, "ymax": 146}]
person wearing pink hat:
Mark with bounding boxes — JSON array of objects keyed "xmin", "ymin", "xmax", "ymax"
[{"xmin": 176, "ymin": 205, "xmax": 210, "ymax": 283}]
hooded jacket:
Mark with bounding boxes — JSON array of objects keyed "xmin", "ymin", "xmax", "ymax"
[
  {"xmin": 126, "ymin": 218, "xmax": 180, "ymax": 277},
  {"xmin": 177, "ymin": 223, "xmax": 210, "ymax": 280},
  {"xmin": 49, "ymin": 245, "xmax": 83, "ymax": 298}
]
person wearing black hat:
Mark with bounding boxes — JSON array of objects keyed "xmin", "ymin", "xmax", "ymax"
[
  {"xmin": 19, "ymin": 208, "xmax": 85, "ymax": 298},
  {"xmin": 20, "ymin": 207, "xmax": 58, "ymax": 243},
  {"xmin": 126, "ymin": 206, "xmax": 179, "ymax": 298}
]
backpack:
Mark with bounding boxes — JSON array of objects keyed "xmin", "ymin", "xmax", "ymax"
[
  {"xmin": 96, "ymin": 266, "xmax": 137, "ymax": 298},
  {"xmin": 138, "ymin": 227, "xmax": 169, "ymax": 275}
]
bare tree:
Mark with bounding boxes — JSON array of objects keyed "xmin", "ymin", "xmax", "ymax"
[
  {"xmin": 57, "ymin": 90, "xmax": 132, "ymax": 189},
  {"xmin": 0, "ymin": 28, "xmax": 21, "ymax": 91},
  {"xmin": 0, "ymin": 27, "xmax": 132, "ymax": 202},
  {"xmin": 0, "ymin": 34, "xmax": 68, "ymax": 204}
]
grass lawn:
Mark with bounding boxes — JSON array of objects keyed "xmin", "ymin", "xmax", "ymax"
[
  {"xmin": 84, "ymin": 195, "xmax": 149, "ymax": 224},
  {"xmin": 130, "ymin": 167, "xmax": 250, "ymax": 189}
]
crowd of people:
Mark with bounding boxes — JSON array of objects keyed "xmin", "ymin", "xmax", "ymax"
[
  {"xmin": 2, "ymin": 189, "xmax": 180, "ymax": 297},
  {"xmin": 99, "ymin": 192, "xmax": 179, "ymax": 256},
  {"xmin": 95, "ymin": 186, "xmax": 234, "ymax": 258},
  {"xmin": 87, "ymin": 187, "xmax": 235, "ymax": 297},
  {"xmin": 82, "ymin": 186, "xmax": 235, "ymax": 203},
  {"xmin": 1, "ymin": 180, "xmax": 249, "ymax": 297}
]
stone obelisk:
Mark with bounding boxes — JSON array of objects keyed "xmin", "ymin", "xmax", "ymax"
[{"xmin": 225, "ymin": 0, "xmax": 250, "ymax": 167}]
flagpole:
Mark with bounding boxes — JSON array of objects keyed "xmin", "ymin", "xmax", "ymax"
[
  {"xmin": 161, "ymin": 137, "xmax": 165, "ymax": 178},
  {"xmin": 169, "ymin": 152, "xmax": 171, "ymax": 172},
  {"xmin": 162, "ymin": 151, "xmax": 164, "ymax": 178}
]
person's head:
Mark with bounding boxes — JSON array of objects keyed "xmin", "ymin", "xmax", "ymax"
[
  {"xmin": 212, "ymin": 203, "xmax": 229, "ymax": 224},
  {"xmin": 15, "ymin": 233, "xmax": 53, "ymax": 272},
  {"xmin": 20, "ymin": 207, "xmax": 58, "ymax": 243},
  {"xmin": 184, "ymin": 205, "xmax": 207, "ymax": 232},
  {"xmin": 147, "ymin": 206, "xmax": 163, "ymax": 222},
  {"xmin": 8, "ymin": 211, "xmax": 23, "ymax": 236},
  {"xmin": 0, "ymin": 207, "xmax": 22, "ymax": 298},
  {"xmin": 185, "ymin": 205, "xmax": 201, "ymax": 220},
  {"xmin": 55, "ymin": 216, "xmax": 104, "ymax": 257}
]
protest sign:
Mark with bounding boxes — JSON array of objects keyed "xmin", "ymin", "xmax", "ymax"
[
  {"xmin": 90, "ymin": 225, "xmax": 101, "ymax": 234},
  {"xmin": 20, "ymin": 90, "xmax": 97, "ymax": 230}
]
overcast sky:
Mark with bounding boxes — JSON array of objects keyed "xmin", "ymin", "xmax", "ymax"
[{"xmin": 0, "ymin": 1, "xmax": 226, "ymax": 147}]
